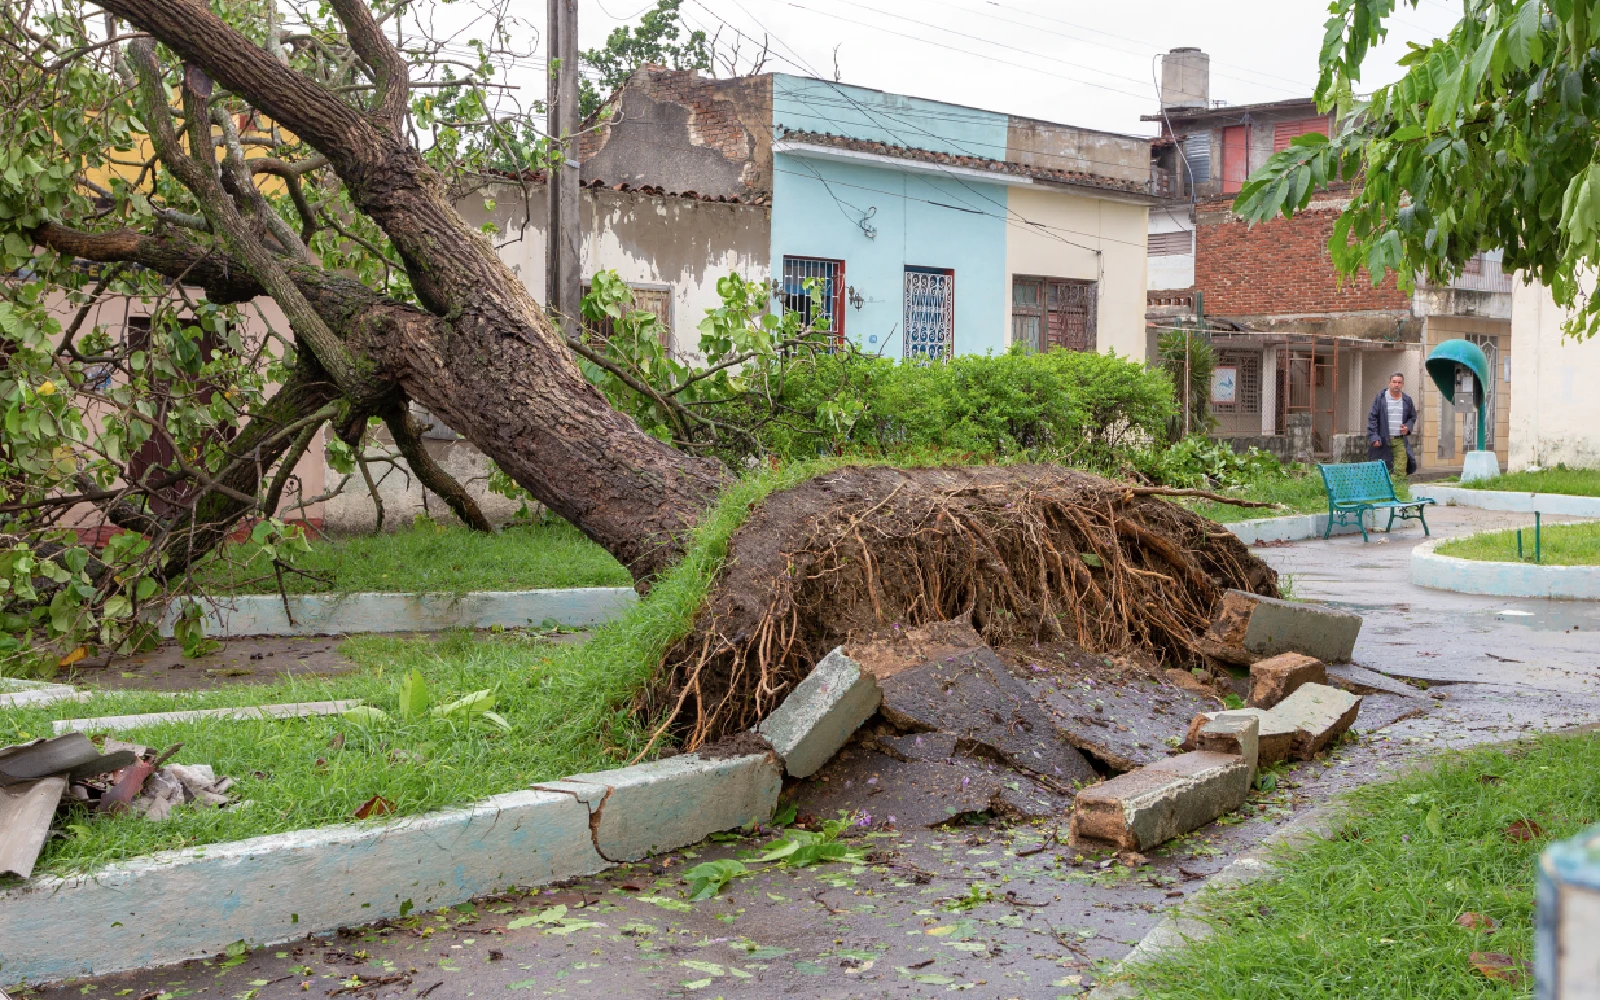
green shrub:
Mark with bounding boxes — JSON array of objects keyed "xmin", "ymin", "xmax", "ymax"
[{"xmin": 1148, "ymin": 435, "xmax": 1283, "ymax": 489}]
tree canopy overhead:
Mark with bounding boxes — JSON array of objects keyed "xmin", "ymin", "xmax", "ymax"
[{"xmin": 1239, "ymin": 0, "xmax": 1600, "ymax": 339}]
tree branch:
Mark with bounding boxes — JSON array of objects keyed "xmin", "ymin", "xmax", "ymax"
[
  {"xmin": 381, "ymin": 402, "xmax": 493, "ymax": 532},
  {"xmin": 327, "ymin": 0, "xmax": 410, "ymax": 134}
]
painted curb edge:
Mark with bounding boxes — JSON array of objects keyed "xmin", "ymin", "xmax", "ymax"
[
  {"xmin": 1411, "ymin": 527, "xmax": 1600, "ymax": 600},
  {"xmin": 1412, "ymin": 485, "xmax": 1600, "ymax": 517},
  {"xmin": 1224, "ymin": 512, "xmax": 1372, "ymax": 546}
]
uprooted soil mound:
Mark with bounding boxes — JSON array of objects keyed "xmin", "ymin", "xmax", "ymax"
[{"xmin": 643, "ymin": 464, "xmax": 1277, "ymax": 750}]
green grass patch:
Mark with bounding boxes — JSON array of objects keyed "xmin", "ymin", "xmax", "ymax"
[
  {"xmin": 1449, "ymin": 466, "xmax": 1600, "ymax": 496},
  {"xmin": 5, "ymin": 459, "xmax": 842, "ymax": 878},
  {"xmin": 1124, "ymin": 731, "xmax": 1600, "ymax": 999},
  {"xmin": 1177, "ymin": 468, "xmax": 1332, "ymax": 524},
  {"xmin": 1436, "ymin": 520, "xmax": 1600, "ymax": 566},
  {"xmin": 187, "ymin": 519, "xmax": 631, "ymax": 596}
]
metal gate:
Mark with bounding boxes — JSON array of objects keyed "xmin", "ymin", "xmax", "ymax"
[{"xmin": 904, "ymin": 266, "xmax": 955, "ymax": 359}]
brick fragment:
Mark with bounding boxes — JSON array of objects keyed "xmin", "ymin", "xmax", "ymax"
[
  {"xmin": 1069, "ymin": 751, "xmax": 1251, "ymax": 851},
  {"xmin": 1248, "ymin": 652, "xmax": 1327, "ymax": 709}
]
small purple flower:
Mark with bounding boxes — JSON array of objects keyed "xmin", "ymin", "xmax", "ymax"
[
  {"xmin": 914, "ymin": 735, "xmax": 923, "ymax": 746},
  {"xmin": 856, "ymin": 812, "xmax": 873, "ymax": 827},
  {"xmin": 887, "ymin": 815, "xmax": 897, "ymax": 825},
  {"xmin": 1402, "ymin": 834, "xmax": 1410, "ymax": 842},
  {"xmin": 867, "ymin": 776, "xmax": 877, "ymax": 785},
  {"xmin": 962, "ymin": 776, "xmax": 971, "ymax": 787}
]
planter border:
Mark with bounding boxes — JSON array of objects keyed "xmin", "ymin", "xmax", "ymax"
[
  {"xmin": 1412, "ymin": 485, "xmax": 1600, "ymax": 517},
  {"xmin": 0, "ymin": 648, "xmax": 874, "ymax": 987},
  {"xmin": 1224, "ymin": 511, "xmax": 1371, "ymax": 546},
  {"xmin": 1410, "ymin": 529, "xmax": 1600, "ymax": 599},
  {"xmin": 157, "ymin": 587, "xmax": 637, "ymax": 638}
]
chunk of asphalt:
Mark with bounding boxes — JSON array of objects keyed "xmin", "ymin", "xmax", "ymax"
[
  {"xmin": 1069, "ymin": 751, "xmax": 1251, "ymax": 851},
  {"xmin": 1185, "ymin": 708, "xmax": 1295, "ymax": 765},
  {"xmin": 1025, "ymin": 674, "xmax": 1214, "ymax": 771},
  {"xmin": 1326, "ymin": 663, "xmax": 1426, "ymax": 699},
  {"xmin": 874, "ymin": 645, "xmax": 1098, "ymax": 785},
  {"xmin": 1247, "ymin": 652, "xmax": 1327, "ymax": 709},
  {"xmin": 754, "ymin": 647, "xmax": 880, "ymax": 778},
  {"xmin": 787, "ymin": 744, "xmax": 1070, "ymax": 829},
  {"xmin": 1271, "ymin": 683, "xmax": 1362, "ymax": 760},
  {"xmin": 1202, "ymin": 589, "xmax": 1363, "ymax": 665},
  {"xmin": 874, "ymin": 731, "xmax": 960, "ymax": 762}
]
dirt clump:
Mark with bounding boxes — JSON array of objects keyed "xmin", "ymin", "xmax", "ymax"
[{"xmin": 643, "ymin": 464, "xmax": 1276, "ymax": 751}]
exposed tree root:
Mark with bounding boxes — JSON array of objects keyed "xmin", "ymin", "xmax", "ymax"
[{"xmin": 642, "ymin": 465, "xmax": 1277, "ymax": 752}]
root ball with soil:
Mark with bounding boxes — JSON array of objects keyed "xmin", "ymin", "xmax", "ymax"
[{"xmin": 643, "ymin": 464, "xmax": 1277, "ymax": 751}]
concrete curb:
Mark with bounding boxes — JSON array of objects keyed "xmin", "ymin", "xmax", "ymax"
[
  {"xmin": 0, "ymin": 679, "xmax": 87, "ymax": 709},
  {"xmin": 156, "ymin": 587, "xmax": 638, "ymax": 638},
  {"xmin": 1411, "ymin": 530, "xmax": 1600, "ymax": 599},
  {"xmin": 1084, "ymin": 804, "xmax": 1343, "ymax": 999},
  {"xmin": 1413, "ymin": 485, "xmax": 1600, "ymax": 517},
  {"xmin": 1224, "ymin": 512, "xmax": 1370, "ymax": 546},
  {"xmin": 0, "ymin": 642, "xmax": 855, "ymax": 986}
]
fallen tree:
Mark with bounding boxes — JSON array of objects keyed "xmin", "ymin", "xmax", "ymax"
[{"xmin": 0, "ymin": 0, "xmax": 1277, "ymax": 735}]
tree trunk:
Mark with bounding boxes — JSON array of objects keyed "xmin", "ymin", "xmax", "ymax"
[{"xmin": 96, "ymin": 0, "xmax": 728, "ymax": 582}]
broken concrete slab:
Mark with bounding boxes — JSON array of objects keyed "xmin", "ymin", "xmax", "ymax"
[
  {"xmin": 1272, "ymin": 683, "xmax": 1363, "ymax": 759},
  {"xmin": 1248, "ymin": 653, "xmax": 1327, "ymax": 709},
  {"xmin": 1025, "ymin": 672, "xmax": 1213, "ymax": 771},
  {"xmin": 1203, "ymin": 589, "xmax": 1363, "ymax": 665},
  {"xmin": 1326, "ymin": 663, "xmax": 1426, "ymax": 699},
  {"xmin": 1186, "ymin": 708, "xmax": 1296, "ymax": 766},
  {"xmin": 549, "ymin": 752, "xmax": 783, "ymax": 862},
  {"xmin": 0, "ymin": 678, "xmax": 88, "ymax": 709},
  {"xmin": 1069, "ymin": 751, "xmax": 1252, "ymax": 851},
  {"xmin": 754, "ymin": 647, "xmax": 880, "ymax": 778},
  {"xmin": 0, "ymin": 776, "xmax": 67, "ymax": 879},
  {"xmin": 1195, "ymin": 713, "xmax": 1259, "ymax": 780},
  {"xmin": 873, "ymin": 644, "xmax": 1098, "ymax": 785},
  {"xmin": 787, "ymin": 740, "xmax": 1071, "ymax": 829},
  {"xmin": 52, "ymin": 700, "xmax": 363, "ymax": 735}
]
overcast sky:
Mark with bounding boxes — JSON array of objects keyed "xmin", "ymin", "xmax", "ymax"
[{"xmin": 555, "ymin": 0, "xmax": 1464, "ymax": 136}]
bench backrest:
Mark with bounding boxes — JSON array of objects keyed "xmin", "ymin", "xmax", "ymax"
[{"xmin": 1318, "ymin": 461, "xmax": 1398, "ymax": 504}]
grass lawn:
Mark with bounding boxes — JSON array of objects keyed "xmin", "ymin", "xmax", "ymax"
[
  {"xmin": 187, "ymin": 519, "xmax": 631, "ymax": 595},
  {"xmin": 1436, "ymin": 520, "xmax": 1600, "ymax": 565},
  {"xmin": 0, "ymin": 460, "xmax": 839, "ymax": 878},
  {"xmin": 1448, "ymin": 466, "xmax": 1600, "ymax": 496},
  {"xmin": 1123, "ymin": 731, "xmax": 1600, "ymax": 999},
  {"xmin": 1178, "ymin": 469, "xmax": 1332, "ymax": 524}
]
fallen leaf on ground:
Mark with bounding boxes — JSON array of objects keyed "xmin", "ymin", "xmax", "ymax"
[
  {"xmin": 1470, "ymin": 952, "xmax": 1527, "ymax": 983},
  {"xmin": 354, "ymin": 795, "xmax": 393, "ymax": 819},
  {"xmin": 1504, "ymin": 819, "xmax": 1545, "ymax": 843},
  {"xmin": 58, "ymin": 645, "xmax": 87, "ymax": 667},
  {"xmin": 1456, "ymin": 912, "xmax": 1499, "ymax": 933}
]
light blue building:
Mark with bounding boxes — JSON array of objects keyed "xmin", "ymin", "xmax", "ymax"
[{"xmin": 576, "ymin": 68, "xmax": 1161, "ymax": 361}]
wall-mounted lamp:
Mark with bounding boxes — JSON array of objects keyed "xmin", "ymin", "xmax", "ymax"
[{"xmin": 848, "ymin": 286, "xmax": 865, "ymax": 311}]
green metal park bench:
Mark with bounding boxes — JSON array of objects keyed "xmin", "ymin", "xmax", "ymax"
[{"xmin": 1317, "ymin": 461, "xmax": 1437, "ymax": 542}]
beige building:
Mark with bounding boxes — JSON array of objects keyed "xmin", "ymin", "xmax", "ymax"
[{"xmin": 1508, "ymin": 278, "xmax": 1600, "ymax": 471}]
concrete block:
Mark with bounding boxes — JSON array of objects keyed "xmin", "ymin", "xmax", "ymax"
[
  {"xmin": 0, "ymin": 789, "xmax": 606, "ymax": 985},
  {"xmin": 1195, "ymin": 712, "xmax": 1259, "ymax": 780},
  {"xmin": 551, "ymin": 752, "xmax": 782, "ymax": 862},
  {"xmin": 1272, "ymin": 683, "xmax": 1362, "ymax": 759},
  {"xmin": 1187, "ymin": 707, "xmax": 1296, "ymax": 765},
  {"xmin": 0, "ymin": 679, "xmax": 87, "ymax": 709},
  {"xmin": 1205, "ymin": 589, "xmax": 1362, "ymax": 664},
  {"xmin": 1070, "ymin": 751, "xmax": 1251, "ymax": 851},
  {"xmin": 755, "ymin": 647, "xmax": 881, "ymax": 778},
  {"xmin": 1248, "ymin": 653, "xmax": 1327, "ymax": 709}
]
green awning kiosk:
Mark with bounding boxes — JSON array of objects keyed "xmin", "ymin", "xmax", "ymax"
[{"xmin": 1425, "ymin": 339, "xmax": 1499, "ymax": 481}]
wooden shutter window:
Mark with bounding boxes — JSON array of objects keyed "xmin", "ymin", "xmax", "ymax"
[
  {"xmin": 1147, "ymin": 230, "xmax": 1194, "ymax": 256},
  {"xmin": 1272, "ymin": 117, "xmax": 1330, "ymax": 152}
]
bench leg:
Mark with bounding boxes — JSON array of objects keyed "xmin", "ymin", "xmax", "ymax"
[
  {"xmin": 1385, "ymin": 508, "xmax": 1397, "ymax": 533},
  {"xmin": 1359, "ymin": 508, "xmax": 1370, "ymax": 543},
  {"xmin": 1418, "ymin": 505, "xmax": 1430, "ymax": 537}
]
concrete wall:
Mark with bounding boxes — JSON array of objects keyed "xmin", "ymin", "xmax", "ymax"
[
  {"xmin": 773, "ymin": 75, "xmax": 1011, "ymax": 159},
  {"xmin": 1005, "ymin": 118, "xmax": 1151, "ymax": 185},
  {"xmin": 1147, "ymin": 204, "xmax": 1195, "ymax": 291},
  {"xmin": 1006, "ymin": 185, "xmax": 1150, "ymax": 359},
  {"xmin": 1508, "ymin": 279, "xmax": 1600, "ymax": 470},
  {"xmin": 459, "ymin": 181, "xmax": 771, "ymax": 357}
]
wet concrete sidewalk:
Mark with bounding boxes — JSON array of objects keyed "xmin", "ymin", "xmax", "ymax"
[{"xmin": 15, "ymin": 507, "xmax": 1600, "ymax": 1000}]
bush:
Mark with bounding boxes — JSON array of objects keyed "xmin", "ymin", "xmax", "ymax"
[{"xmin": 1149, "ymin": 435, "xmax": 1284, "ymax": 489}]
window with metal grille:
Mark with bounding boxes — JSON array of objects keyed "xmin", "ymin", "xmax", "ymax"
[
  {"xmin": 1147, "ymin": 230, "xmax": 1194, "ymax": 256},
  {"xmin": 780, "ymin": 256, "xmax": 845, "ymax": 338},
  {"xmin": 579, "ymin": 282, "xmax": 673, "ymax": 352},
  {"xmin": 1012, "ymin": 276, "xmax": 1096, "ymax": 353},
  {"xmin": 905, "ymin": 266, "xmax": 956, "ymax": 359},
  {"xmin": 1273, "ymin": 117, "xmax": 1330, "ymax": 152},
  {"xmin": 1210, "ymin": 350, "xmax": 1262, "ymax": 415}
]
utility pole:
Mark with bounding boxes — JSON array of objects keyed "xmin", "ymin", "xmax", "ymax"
[{"xmin": 546, "ymin": 0, "xmax": 581, "ymax": 338}]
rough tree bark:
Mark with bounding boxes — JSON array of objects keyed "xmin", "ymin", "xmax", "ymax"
[{"xmin": 91, "ymin": 0, "xmax": 728, "ymax": 581}]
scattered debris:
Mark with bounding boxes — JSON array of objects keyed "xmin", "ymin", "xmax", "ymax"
[
  {"xmin": 1504, "ymin": 818, "xmax": 1545, "ymax": 843},
  {"xmin": 1325, "ymin": 663, "xmax": 1427, "ymax": 699},
  {"xmin": 0, "ymin": 735, "xmax": 140, "ymax": 878},
  {"xmin": 52, "ymin": 700, "xmax": 364, "ymax": 735},
  {"xmin": 1456, "ymin": 911, "xmax": 1500, "ymax": 933},
  {"xmin": 1469, "ymin": 951, "xmax": 1528, "ymax": 984},
  {"xmin": 1188, "ymin": 683, "xmax": 1362, "ymax": 765},
  {"xmin": 1247, "ymin": 653, "xmax": 1326, "ymax": 709},
  {"xmin": 1200, "ymin": 589, "xmax": 1362, "ymax": 665},
  {"xmin": 1193, "ymin": 712, "xmax": 1261, "ymax": 779}
]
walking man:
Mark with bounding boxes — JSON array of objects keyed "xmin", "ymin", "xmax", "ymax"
[{"xmin": 1368, "ymin": 372, "xmax": 1418, "ymax": 493}]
